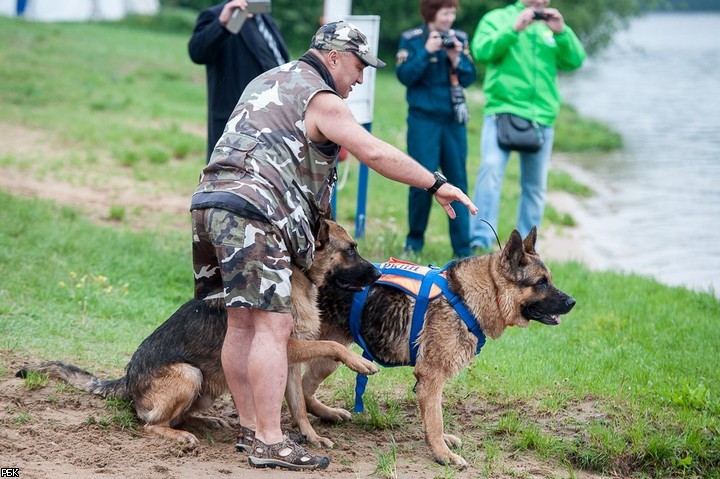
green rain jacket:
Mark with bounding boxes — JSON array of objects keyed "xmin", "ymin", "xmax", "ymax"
[{"xmin": 471, "ymin": 1, "xmax": 586, "ymax": 126}]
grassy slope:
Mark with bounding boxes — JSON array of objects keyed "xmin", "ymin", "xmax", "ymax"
[{"xmin": 0, "ymin": 17, "xmax": 718, "ymax": 478}]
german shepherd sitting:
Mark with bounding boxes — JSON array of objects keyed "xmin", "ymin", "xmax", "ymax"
[
  {"xmin": 286, "ymin": 227, "xmax": 576, "ymax": 467},
  {"xmin": 16, "ymin": 219, "xmax": 381, "ymax": 446}
]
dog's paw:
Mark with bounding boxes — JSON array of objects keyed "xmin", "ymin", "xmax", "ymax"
[
  {"xmin": 443, "ymin": 433, "xmax": 462, "ymax": 448},
  {"xmin": 145, "ymin": 424, "xmax": 199, "ymax": 446},
  {"xmin": 346, "ymin": 355, "xmax": 379, "ymax": 375},
  {"xmin": 434, "ymin": 451, "xmax": 468, "ymax": 469},
  {"xmin": 319, "ymin": 407, "xmax": 352, "ymax": 423},
  {"xmin": 306, "ymin": 434, "xmax": 335, "ymax": 449},
  {"xmin": 177, "ymin": 432, "xmax": 200, "ymax": 445},
  {"xmin": 174, "ymin": 440, "xmax": 201, "ymax": 457},
  {"xmin": 449, "ymin": 452, "xmax": 468, "ymax": 469}
]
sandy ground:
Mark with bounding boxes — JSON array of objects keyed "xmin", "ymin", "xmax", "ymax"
[
  {"xmin": 0, "ymin": 122, "xmax": 608, "ymax": 478},
  {"xmin": 1, "ymin": 349, "xmax": 612, "ymax": 479}
]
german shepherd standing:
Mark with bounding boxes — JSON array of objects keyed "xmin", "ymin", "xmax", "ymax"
[
  {"xmin": 286, "ymin": 227, "xmax": 576, "ymax": 467},
  {"xmin": 16, "ymin": 219, "xmax": 381, "ymax": 445}
]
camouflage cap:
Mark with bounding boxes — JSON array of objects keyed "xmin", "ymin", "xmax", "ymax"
[{"xmin": 311, "ymin": 21, "xmax": 386, "ymax": 69}]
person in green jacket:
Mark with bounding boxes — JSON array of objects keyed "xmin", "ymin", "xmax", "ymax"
[{"xmin": 469, "ymin": 0, "xmax": 585, "ymax": 251}]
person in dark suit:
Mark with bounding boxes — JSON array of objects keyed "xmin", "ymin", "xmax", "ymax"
[{"xmin": 189, "ymin": 0, "xmax": 290, "ymax": 163}]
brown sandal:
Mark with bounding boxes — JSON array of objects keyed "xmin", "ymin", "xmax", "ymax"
[
  {"xmin": 248, "ymin": 436, "xmax": 330, "ymax": 470},
  {"xmin": 235, "ymin": 426, "xmax": 255, "ymax": 453}
]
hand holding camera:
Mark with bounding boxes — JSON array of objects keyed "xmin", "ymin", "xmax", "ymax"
[
  {"xmin": 439, "ymin": 31, "xmax": 457, "ymax": 50},
  {"xmin": 426, "ymin": 29, "xmax": 460, "ymax": 57},
  {"xmin": 515, "ymin": 7, "xmax": 564, "ymax": 33},
  {"xmin": 536, "ymin": 8, "xmax": 565, "ymax": 33},
  {"xmin": 532, "ymin": 10, "xmax": 550, "ymax": 21}
]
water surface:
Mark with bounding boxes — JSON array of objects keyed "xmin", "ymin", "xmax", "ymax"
[{"xmin": 558, "ymin": 12, "xmax": 720, "ymax": 296}]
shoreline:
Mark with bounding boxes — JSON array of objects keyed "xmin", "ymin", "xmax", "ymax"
[
  {"xmin": 538, "ymin": 191, "xmax": 601, "ymax": 268},
  {"xmin": 541, "ymin": 157, "xmax": 718, "ymax": 298},
  {"xmin": 536, "ymin": 156, "xmax": 606, "ymax": 269}
]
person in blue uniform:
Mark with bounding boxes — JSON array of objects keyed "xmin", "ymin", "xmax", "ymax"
[{"xmin": 396, "ymin": 0, "xmax": 476, "ymax": 258}]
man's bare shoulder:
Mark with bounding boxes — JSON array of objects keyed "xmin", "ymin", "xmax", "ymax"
[
  {"xmin": 307, "ymin": 91, "xmax": 353, "ymax": 126},
  {"xmin": 308, "ymin": 90, "xmax": 345, "ymax": 111}
]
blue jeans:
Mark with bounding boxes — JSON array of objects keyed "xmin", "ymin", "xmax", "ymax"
[{"xmin": 470, "ymin": 115, "xmax": 555, "ymax": 249}]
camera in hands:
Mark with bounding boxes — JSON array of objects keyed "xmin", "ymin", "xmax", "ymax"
[
  {"xmin": 532, "ymin": 10, "xmax": 550, "ymax": 21},
  {"xmin": 439, "ymin": 31, "xmax": 456, "ymax": 50}
]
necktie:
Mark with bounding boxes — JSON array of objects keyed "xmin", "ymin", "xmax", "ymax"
[{"xmin": 254, "ymin": 16, "xmax": 285, "ymax": 66}]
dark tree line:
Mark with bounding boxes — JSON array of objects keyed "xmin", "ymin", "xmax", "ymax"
[{"xmin": 163, "ymin": 0, "xmax": 664, "ymax": 57}]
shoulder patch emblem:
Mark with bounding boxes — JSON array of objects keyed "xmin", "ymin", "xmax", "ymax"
[{"xmin": 402, "ymin": 28, "xmax": 423, "ymax": 40}]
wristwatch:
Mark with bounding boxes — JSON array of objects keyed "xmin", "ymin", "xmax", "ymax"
[{"xmin": 425, "ymin": 171, "xmax": 447, "ymax": 195}]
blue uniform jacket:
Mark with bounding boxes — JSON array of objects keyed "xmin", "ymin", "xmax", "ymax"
[{"xmin": 396, "ymin": 25, "xmax": 476, "ymax": 123}]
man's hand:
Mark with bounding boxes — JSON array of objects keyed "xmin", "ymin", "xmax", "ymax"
[
  {"xmin": 433, "ymin": 183, "xmax": 477, "ymax": 219},
  {"xmin": 219, "ymin": 0, "xmax": 250, "ymax": 26},
  {"xmin": 539, "ymin": 8, "xmax": 565, "ymax": 34},
  {"xmin": 514, "ymin": 8, "xmax": 536, "ymax": 32}
]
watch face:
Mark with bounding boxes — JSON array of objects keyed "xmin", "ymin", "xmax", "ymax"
[{"xmin": 436, "ymin": 172, "xmax": 447, "ymax": 182}]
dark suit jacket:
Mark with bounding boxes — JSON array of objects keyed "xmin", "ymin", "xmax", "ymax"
[{"xmin": 189, "ymin": 3, "xmax": 290, "ymax": 162}]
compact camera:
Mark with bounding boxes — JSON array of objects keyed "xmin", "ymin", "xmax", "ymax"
[
  {"xmin": 532, "ymin": 10, "xmax": 550, "ymax": 21},
  {"xmin": 438, "ymin": 30, "xmax": 456, "ymax": 50},
  {"xmin": 226, "ymin": 0, "xmax": 271, "ymax": 34}
]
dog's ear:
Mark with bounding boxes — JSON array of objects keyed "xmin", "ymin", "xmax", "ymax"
[
  {"xmin": 523, "ymin": 226, "xmax": 538, "ymax": 256},
  {"xmin": 323, "ymin": 205, "xmax": 333, "ymax": 220},
  {"xmin": 314, "ymin": 218, "xmax": 330, "ymax": 250},
  {"xmin": 503, "ymin": 229, "xmax": 526, "ymax": 268}
]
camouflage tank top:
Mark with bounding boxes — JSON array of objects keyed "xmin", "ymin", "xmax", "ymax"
[{"xmin": 192, "ymin": 61, "xmax": 341, "ymax": 269}]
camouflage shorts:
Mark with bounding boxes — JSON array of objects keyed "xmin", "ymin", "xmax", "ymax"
[{"xmin": 191, "ymin": 208, "xmax": 292, "ymax": 312}]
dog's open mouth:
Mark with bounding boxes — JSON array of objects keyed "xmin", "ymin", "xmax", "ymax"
[{"xmin": 522, "ymin": 305, "xmax": 562, "ymax": 325}]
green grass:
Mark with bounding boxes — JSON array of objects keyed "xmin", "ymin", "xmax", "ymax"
[
  {"xmin": 373, "ymin": 436, "xmax": 399, "ymax": 479},
  {"xmin": 20, "ymin": 370, "xmax": 50, "ymax": 391},
  {"xmin": 102, "ymin": 397, "xmax": 138, "ymax": 431},
  {"xmin": 0, "ymin": 191, "xmax": 190, "ymax": 370},
  {"xmin": 0, "ymin": 16, "xmax": 718, "ymax": 479}
]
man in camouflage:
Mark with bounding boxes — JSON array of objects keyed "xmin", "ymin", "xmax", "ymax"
[{"xmin": 190, "ymin": 20, "xmax": 477, "ymax": 471}]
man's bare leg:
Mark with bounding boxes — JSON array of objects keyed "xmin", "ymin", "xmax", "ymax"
[
  {"xmin": 249, "ymin": 308, "xmax": 293, "ymax": 445},
  {"xmin": 224, "ymin": 307, "xmax": 293, "ymax": 445},
  {"xmin": 221, "ymin": 307, "xmax": 258, "ymax": 430}
]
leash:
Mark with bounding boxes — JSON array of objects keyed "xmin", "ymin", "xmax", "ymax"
[{"xmin": 477, "ymin": 217, "xmax": 503, "ymax": 251}]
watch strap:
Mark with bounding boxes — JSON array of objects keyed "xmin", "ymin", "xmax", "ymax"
[{"xmin": 425, "ymin": 172, "xmax": 447, "ymax": 195}]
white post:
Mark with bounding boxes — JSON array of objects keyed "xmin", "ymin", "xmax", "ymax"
[{"xmin": 323, "ymin": 0, "xmax": 351, "ymax": 23}]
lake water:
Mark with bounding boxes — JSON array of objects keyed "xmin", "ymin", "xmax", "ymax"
[{"xmin": 557, "ymin": 12, "xmax": 720, "ymax": 296}]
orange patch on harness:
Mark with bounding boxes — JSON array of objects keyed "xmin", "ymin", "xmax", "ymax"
[{"xmin": 376, "ymin": 258, "xmax": 446, "ymax": 299}]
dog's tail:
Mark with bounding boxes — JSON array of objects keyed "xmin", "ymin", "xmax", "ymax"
[{"xmin": 16, "ymin": 361, "xmax": 129, "ymax": 400}]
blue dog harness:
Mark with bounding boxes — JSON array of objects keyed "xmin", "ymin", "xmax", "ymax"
[{"xmin": 349, "ymin": 259, "xmax": 486, "ymax": 412}]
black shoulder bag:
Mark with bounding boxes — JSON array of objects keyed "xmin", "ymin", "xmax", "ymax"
[{"xmin": 495, "ymin": 113, "xmax": 544, "ymax": 152}]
